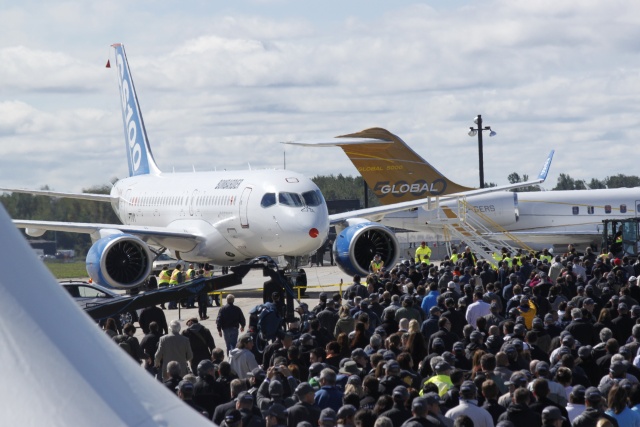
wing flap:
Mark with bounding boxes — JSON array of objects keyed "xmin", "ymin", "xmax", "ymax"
[{"xmin": 0, "ymin": 188, "xmax": 114, "ymax": 203}]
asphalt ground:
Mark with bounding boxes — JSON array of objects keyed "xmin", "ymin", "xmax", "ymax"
[{"xmin": 130, "ymin": 264, "xmax": 349, "ymax": 348}]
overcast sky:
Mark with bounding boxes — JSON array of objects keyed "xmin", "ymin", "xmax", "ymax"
[{"xmin": 2, "ymin": 0, "xmax": 640, "ymax": 192}]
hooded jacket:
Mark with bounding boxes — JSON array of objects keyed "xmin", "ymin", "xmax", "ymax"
[{"xmin": 229, "ymin": 347, "xmax": 259, "ymax": 379}]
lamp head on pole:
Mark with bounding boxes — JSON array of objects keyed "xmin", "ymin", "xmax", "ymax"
[
  {"xmin": 474, "ymin": 115, "xmax": 480, "ymax": 125},
  {"xmin": 468, "ymin": 127, "xmax": 478, "ymax": 137}
]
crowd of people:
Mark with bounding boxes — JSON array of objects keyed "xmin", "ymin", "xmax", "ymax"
[{"xmin": 104, "ymin": 243, "xmax": 640, "ymax": 427}]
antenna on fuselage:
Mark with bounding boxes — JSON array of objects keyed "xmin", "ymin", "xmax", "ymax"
[{"xmin": 248, "ymin": 163, "xmax": 252, "ymax": 170}]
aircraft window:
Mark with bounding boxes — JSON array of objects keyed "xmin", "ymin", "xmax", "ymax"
[
  {"xmin": 302, "ymin": 190, "xmax": 323, "ymax": 207},
  {"xmin": 588, "ymin": 206, "xmax": 594, "ymax": 215},
  {"xmin": 78, "ymin": 286, "xmax": 107, "ymax": 298},
  {"xmin": 261, "ymin": 193, "xmax": 276, "ymax": 208},
  {"xmin": 605, "ymin": 205, "xmax": 612, "ymax": 214},
  {"xmin": 572, "ymin": 206, "xmax": 579, "ymax": 215},
  {"xmin": 279, "ymin": 192, "xmax": 304, "ymax": 207},
  {"xmin": 621, "ymin": 204, "xmax": 627, "ymax": 213}
]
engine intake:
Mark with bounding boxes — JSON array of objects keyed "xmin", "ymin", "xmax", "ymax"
[
  {"xmin": 86, "ymin": 234, "xmax": 152, "ymax": 289},
  {"xmin": 333, "ymin": 222, "xmax": 399, "ymax": 276}
]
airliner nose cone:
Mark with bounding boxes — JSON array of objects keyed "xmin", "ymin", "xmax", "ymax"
[{"xmin": 309, "ymin": 228, "xmax": 319, "ymax": 238}]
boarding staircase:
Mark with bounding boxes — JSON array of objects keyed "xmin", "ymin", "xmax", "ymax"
[{"xmin": 439, "ymin": 196, "xmax": 534, "ymax": 267}]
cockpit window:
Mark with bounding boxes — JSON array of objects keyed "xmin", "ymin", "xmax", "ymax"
[
  {"xmin": 278, "ymin": 192, "xmax": 304, "ymax": 207},
  {"xmin": 261, "ymin": 193, "xmax": 276, "ymax": 208},
  {"xmin": 302, "ymin": 190, "xmax": 323, "ymax": 207}
]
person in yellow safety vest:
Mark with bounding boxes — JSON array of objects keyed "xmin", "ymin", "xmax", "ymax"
[
  {"xmin": 450, "ymin": 249, "xmax": 459, "ymax": 264},
  {"xmin": 462, "ymin": 246, "xmax": 476, "ymax": 266},
  {"xmin": 369, "ymin": 253, "xmax": 384, "ymax": 273},
  {"xmin": 539, "ymin": 248, "xmax": 553, "ymax": 264},
  {"xmin": 185, "ymin": 264, "xmax": 196, "ymax": 281},
  {"xmin": 168, "ymin": 264, "xmax": 184, "ymax": 310},
  {"xmin": 421, "ymin": 361, "xmax": 453, "ymax": 397},
  {"xmin": 415, "ymin": 241, "xmax": 432, "ymax": 265},
  {"xmin": 502, "ymin": 254, "xmax": 512, "ymax": 268},
  {"xmin": 158, "ymin": 266, "xmax": 171, "ymax": 287},
  {"xmin": 157, "ymin": 266, "xmax": 171, "ymax": 309}
]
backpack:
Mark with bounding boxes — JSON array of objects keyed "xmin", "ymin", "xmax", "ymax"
[
  {"xmin": 113, "ymin": 334, "xmax": 134, "ymax": 358},
  {"xmin": 252, "ymin": 303, "xmax": 281, "ymax": 341}
]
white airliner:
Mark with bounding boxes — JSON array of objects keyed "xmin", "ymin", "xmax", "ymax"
[
  {"xmin": 290, "ymin": 127, "xmax": 636, "ymax": 252},
  {"xmin": 0, "ymin": 43, "xmax": 329, "ymax": 289},
  {"xmin": 1, "ymin": 46, "xmax": 556, "ymax": 282}
]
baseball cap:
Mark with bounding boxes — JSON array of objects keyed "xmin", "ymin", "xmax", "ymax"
[
  {"xmin": 630, "ymin": 276, "xmax": 638, "ymax": 282},
  {"xmin": 585, "ymin": 387, "xmax": 602, "ymax": 403},
  {"xmin": 237, "ymin": 391, "xmax": 254, "ymax": 404},
  {"xmin": 570, "ymin": 385, "xmax": 586, "ymax": 402},
  {"xmin": 267, "ymin": 404, "xmax": 288, "ymax": 420},
  {"xmin": 175, "ymin": 380, "xmax": 193, "ymax": 392},
  {"xmin": 337, "ymin": 405, "xmax": 356, "ymax": 420},
  {"xmin": 535, "ymin": 361, "xmax": 550, "ymax": 375},
  {"xmin": 247, "ymin": 366, "xmax": 266, "ymax": 380},
  {"xmin": 269, "ymin": 379, "xmax": 284, "ymax": 397},
  {"xmin": 383, "ymin": 351, "xmax": 396, "ymax": 361},
  {"xmin": 385, "ymin": 360, "xmax": 400, "ymax": 372},
  {"xmin": 430, "ymin": 306, "xmax": 442, "ymax": 315},
  {"xmin": 432, "ymin": 337, "xmax": 445, "ymax": 350},
  {"xmin": 320, "ymin": 408, "xmax": 338, "ymax": 426},
  {"xmin": 295, "ymin": 382, "xmax": 315, "ymax": 397},
  {"xmin": 412, "ymin": 396, "xmax": 428, "ymax": 411},
  {"xmin": 239, "ymin": 333, "xmax": 253, "ymax": 344},
  {"xmin": 319, "ymin": 292, "xmax": 328, "ymax": 301},
  {"xmin": 392, "ymin": 386, "xmax": 409, "ymax": 400},
  {"xmin": 610, "ymin": 361, "xmax": 627, "ymax": 376},
  {"xmin": 346, "ymin": 375, "xmax": 362, "ymax": 386},
  {"xmin": 505, "ymin": 372, "xmax": 528, "ymax": 387},
  {"xmin": 460, "ymin": 380, "xmax": 477, "ymax": 395},
  {"xmin": 351, "ymin": 348, "xmax": 367, "ymax": 359},
  {"xmin": 423, "ymin": 392, "xmax": 444, "ymax": 406},
  {"xmin": 542, "ymin": 406, "xmax": 566, "ymax": 422},
  {"xmin": 224, "ymin": 409, "xmax": 243, "ymax": 425}
]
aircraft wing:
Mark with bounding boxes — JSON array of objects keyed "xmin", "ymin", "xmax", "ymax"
[
  {"xmin": 0, "ymin": 187, "xmax": 115, "ymax": 202},
  {"xmin": 13, "ymin": 220, "xmax": 204, "ymax": 252},
  {"xmin": 329, "ymin": 150, "xmax": 554, "ymax": 224}
]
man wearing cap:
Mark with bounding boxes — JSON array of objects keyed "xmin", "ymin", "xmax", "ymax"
[
  {"xmin": 247, "ymin": 367, "xmax": 267, "ymax": 400},
  {"xmin": 318, "ymin": 408, "xmax": 338, "ymax": 427},
  {"xmin": 381, "ymin": 385, "xmax": 412, "ymax": 425},
  {"xmin": 498, "ymin": 372, "xmax": 528, "ymax": 408},
  {"xmin": 229, "ymin": 333, "xmax": 259, "ymax": 379},
  {"xmin": 423, "ymin": 362, "xmax": 454, "ymax": 397},
  {"xmin": 343, "ymin": 275, "xmax": 369, "ymax": 300},
  {"xmin": 612, "ymin": 300, "xmax": 636, "ymax": 344},
  {"xmin": 378, "ymin": 360, "xmax": 406, "ymax": 395},
  {"xmin": 540, "ymin": 406, "xmax": 566, "ymax": 427},
  {"xmin": 176, "ymin": 380, "xmax": 209, "ymax": 418},
  {"xmin": 264, "ymin": 403, "xmax": 288, "ymax": 427},
  {"xmin": 403, "ymin": 396, "xmax": 443, "ymax": 427},
  {"xmin": 497, "ymin": 387, "xmax": 541, "ymax": 427},
  {"xmin": 572, "ymin": 387, "xmax": 620, "ymax": 427},
  {"xmin": 287, "ymin": 382, "xmax": 321, "ymax": 427},
  {"xmin": 566, "ymin": 385, "xmax": 586, "ymax": 423},
  {"xmin": 445, "ymin": 380, "xmax": 494, "ymax": 427}
]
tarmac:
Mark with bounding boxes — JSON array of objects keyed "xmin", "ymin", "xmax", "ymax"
[{"xmin": 131, "ymin": 264, "xmax": 350, "ymax": 349}]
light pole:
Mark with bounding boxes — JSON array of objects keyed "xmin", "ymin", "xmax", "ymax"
[{"xmin": 468, "ymin": 115, "xmax": 496, "ymax": 188}]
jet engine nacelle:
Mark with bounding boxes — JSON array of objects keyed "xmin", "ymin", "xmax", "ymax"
[
  {"xmin": 86, "ymin": 234, "xmax": 152, "ymax": 289},
  {"xmin": 333, "ymin": 222, "xmax": 399, "ymax": 277}
]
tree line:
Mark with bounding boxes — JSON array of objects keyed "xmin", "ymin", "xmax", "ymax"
[{"xmin": 2, "ymin": 172, "xmax": 639, "ymax": 255}]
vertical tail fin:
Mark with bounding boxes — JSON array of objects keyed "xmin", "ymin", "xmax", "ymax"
[
  {"xmin": 111, "ymin": 43, "xmax": 161, "ymax": 177},
  {"xmin": 335, "ymin": 128, "xmax": 474, "ymax": 204}
]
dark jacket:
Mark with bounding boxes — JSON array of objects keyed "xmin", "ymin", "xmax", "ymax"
[
  {"xmin": 138, "ymin": 306, "xmax": 168, "ymax": 334},
  {"xmin": 287, "ymin": 401, "xmax": 321, "ymax": 427},
  {"xmin": 497, "ymin": 403, "xmax": 542, "ymax": 427},
  {"xmin": 381, "ymin": 403, "xmax": 412, "ymax": 426},
  {"xmin": 571, "ymin": 407, "xmax": 619, "ymax": 427},
  {"xmin": 216, "ymin": 303, "xmax": 246, "ymax": 330},
  {"xmin": 183, "ymin": 322, "xmax": 216, "ymax": 371}
]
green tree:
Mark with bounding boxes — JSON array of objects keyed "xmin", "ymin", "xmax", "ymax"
[{"xmin": 553, "ymin": 173, "xmax": 587, "ymax": 190}]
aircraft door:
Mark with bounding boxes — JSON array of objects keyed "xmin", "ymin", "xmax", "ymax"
[
  {"xmin": 189, "ymin": 190, "xmax": 199, "ymax": 216},
  {"xmin": 635, "ymin": 200, "xmax": 640, "ymax": 217},
  {"xmin": 239, "ymin": 187, "xmax": 252, "ymax": 228}
]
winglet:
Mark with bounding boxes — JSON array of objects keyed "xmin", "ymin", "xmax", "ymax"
[
  {"xmin": 111, "ymin": 43, "xmax": 161, "ymax": 177},
  {"xmin": 286, "ymin": 127, "xmax": 474, "ymax": 204},
  {"xmin": 537, "ymin": 150, "xmax": 554, "ymax": 182}
]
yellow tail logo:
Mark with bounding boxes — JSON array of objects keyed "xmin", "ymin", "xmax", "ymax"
[{"xmin": 335, "ymin": 128, "xmax": 474, "ymax": 204}]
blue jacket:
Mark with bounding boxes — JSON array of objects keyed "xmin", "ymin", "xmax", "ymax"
[
  {"xmin": 421, "ymin": 290, "xmax": 439, "ymax": 313},
  {"xmin": 314, "ymin": 386, "xmax": 343, "ymax": 412}
]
